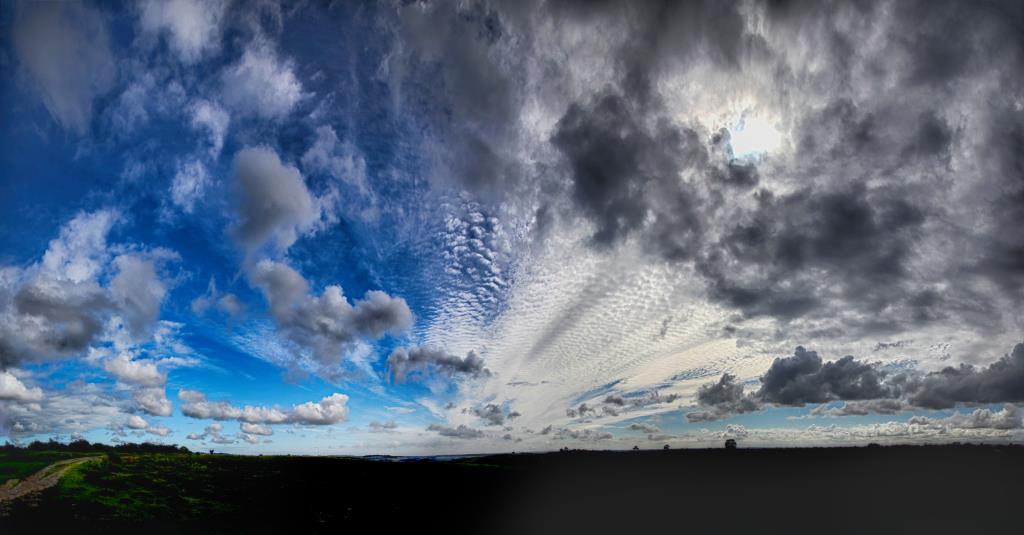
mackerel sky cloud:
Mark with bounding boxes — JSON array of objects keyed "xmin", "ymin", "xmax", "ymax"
[{"xmin": 2, "ymin": 0, "xmax": 1024, "ymax": 454}]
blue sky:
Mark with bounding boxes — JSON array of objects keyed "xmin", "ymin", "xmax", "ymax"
[{"xmin": 2, "ymin": 1, "xmax": 1024, "ymax": 454}]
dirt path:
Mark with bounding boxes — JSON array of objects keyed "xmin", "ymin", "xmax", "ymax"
[{"xmin": 0, "ymin": 456, "xmax": 102, "ymax": 504}]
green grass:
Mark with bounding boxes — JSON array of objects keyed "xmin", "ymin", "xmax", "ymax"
[
  {"xmin": 0, "ymin": 450, "xmax": 98, "ymax": 482},
  {"xmin": 53, "ymin": 453, "xmax": 236, "ymax": 521}
]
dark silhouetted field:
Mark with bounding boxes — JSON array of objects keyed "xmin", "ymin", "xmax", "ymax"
[{"xmin": 1, "ymin": 444, "xmax": 1022, "ymax": 534}]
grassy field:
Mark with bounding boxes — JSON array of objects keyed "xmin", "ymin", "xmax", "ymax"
[
  {"xmin": 53, "ymin": 453, "xmax": 231, "ymax": 521},
  {"xmin": 0, "ymin": 450, "xmax": 102, "ymax": 482},
  {"xmin": 2, "ymin": 451, "xmax": 511, "ymax": 532},
  {"xmin": 2, "ymin": 445, "xmax": 1023, "ymax": 534}
]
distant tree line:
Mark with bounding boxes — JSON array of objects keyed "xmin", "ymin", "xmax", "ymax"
[{"xmin": 0, "ymin": 438, "xmax": 189, "ymax": 455}]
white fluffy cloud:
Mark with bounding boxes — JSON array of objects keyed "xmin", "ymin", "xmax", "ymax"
[
  {"xmin": 103, "ymin": 353, "xmax": 165, "ymax": 388},
  {"xmin": 909, "ymin": 406, "xmax": 1023, "ymax": 431},
  {"xmin": 189, "ymin": 99, "xmax": 230, "ymax": 157},
  {"xmin": 240, "ymin": 422, "xmax": 273, "ymax": 436},
  {"xmin": 139, "ymin": 0, "xmax": 228, "ymax": 64},
  {"xmin": 147, "ymin": 425, "xmax": 172, "ymax": 437},
  {"xmin": 289, "ymin": 393, "xmax": 350, "ymax": 425},
  {"xmin": 221, "ymin": 41, "xmax": 304, "ymax": 119},
  {"xmin": 0, "ymin": 211, "xmax": 116, "ymax": 367},
  {"xmin": 1, "ymin": 380, "xmax": 152, "ymax": 439},
  {"xmin": 178, "ymin": 389, "xmax": 247, "ymax": 420},
  {"xmin": 0, "ymin": 211, "xmax": 176, "ymax": 373},
  {"xmin": 12, "ymin": 2, "xmax": 116, "ymax": 134},
  {"xmin": 179, "ymin": 389, "xmax": 349, "ymax": 426},
  {"xmin": 40, "ymin": 210, "xmax": 118, "ymax": 284},
  {"xmin": 93, "ymin": 321, "xmax": 200, "ymax": 419},
  {"xmin": 126, "ymin": 415, "xmax": 149, "ymax": 429},
  {"xmin": 133, "ymin": 387, "xmax": 173, "ymax": 417},
  {"xmin": 170, "ymin": 159, "xmax": 211, "ymax": 214},
  {"xmin": 301, "ymin": 126, "xmax": 369, "ymax": 192},
  {"xmin": 0, "ymin": 371, "xmax": 44, "ymax": 403},
  {"xmin": 187, "ymin": 422, "xmax": 235, "ymax": 444}
]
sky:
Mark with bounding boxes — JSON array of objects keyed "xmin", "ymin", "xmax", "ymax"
[{"xmin": 1, "ymin": 0, "xmax": 1024, "ymax": 455}]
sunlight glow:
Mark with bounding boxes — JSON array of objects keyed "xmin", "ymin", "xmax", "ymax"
[{"xmin": 729, "ymin": 115, "xmax": 782, "ymax": 159}]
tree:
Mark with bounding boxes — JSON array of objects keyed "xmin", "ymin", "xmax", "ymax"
[
  {"xmin": 724, "ymin": 439, "xmax": 737, "ymax": 450},
  {"xmin": 68, "ymin": 439, "xmax": 92, "ymax": 452},
  {"xmin": 663, "ymin": 444, "xmax": 670, "ymax": 450}
]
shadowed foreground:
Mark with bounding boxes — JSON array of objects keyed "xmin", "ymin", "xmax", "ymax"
[{"xmin": 1, "ymin": 445, "xmax": 1021, "ymax": 534}]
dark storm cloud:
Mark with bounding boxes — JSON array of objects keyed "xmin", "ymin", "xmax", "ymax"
[
  {"xmin": 905, "ymin": 343, "xmax": 1024, "ymax": 409},
  {"xmin": 903, "ymin": 112, "xmax": 953, "ymax": 159},
  {"xmin": 712, "ymin": 159, "xmax": 760, "ymax": 189},
  {"xmin": 473, "ymin": 403, "xmax": 506, "ymax": 426},
  {"xmin": 684, "ymin": 374, "xmax": 761, "ymax": 423},
  {"xmin": 697, "ymin": 185, "xmax": 926, "ymax": 321},
  {"xmin": 541, "ymin": 2, "xmax": 777, "ymax": 261},
  {"xmin": 249, "ymin": 260, "xmax": 413, "ymax": 365},
  {"xmin": 542, "ymin": 2, "xmax": 951, "ymax": 330},
  {"xmin": 565, "ymin": 403, "xmax": 597, "ymax": 419},
  {"xmin": 386, "ymin": 346, "xmax": 491, "ymax": 383},
  {"xmin": 758, "ymin": 347, "xmax": 896, "ymax": 405},
  {"xmin": 384, "ymin": 0, "xmax": 1024, "ymax": 340},
  {"xmin": 874, "ymin": 341, "xmax": 906, "ymax": 352},
  {"xmin": 388, "ymin": 1, "xmax": 523, "ymax": 195},
  {"xmin": 568, "ymin": 390, "xmax": 682, "ymax": 422},
  {"xmin": 551, "ymin": 92, "xmax": 706, "ymax": 256},
  {"xmin": 641, "ymin": 392, "xmax": 681, "ymax": 406},
  {"xmin": 688, "ymin": 1, "xmax": 1022, "ymax": 331},
  {"xmin": 562, "ymin": 387, "xmax": 686, "ymax": 422},
  {"xmin": 389, "ymin": 0, "xmax": 760, "ymax": 198},
  {"xmin": 1, "ymin": 282, "xmax": 112, "ymax": 369},
  {"xmin": 888, "ymin": 0, "xmax": 1010, "ymax": 88},
  {"xmin": 427, "ymin": 424, "xmax": 484, "ymax": 439},
  {"xmin": 603, "ymin": 395, "xmax": 626, "ymax": 406},
  {"xmin": 688, "ymin": 346, "xmax": 896, "ymax": 421},
  {"xmin": 977, "ymin": 108, "xmax": 1024, "ymax": 296},
  {"xmin": 689, "ymin": 341, "xmax": 1024, "ymax": 420}
]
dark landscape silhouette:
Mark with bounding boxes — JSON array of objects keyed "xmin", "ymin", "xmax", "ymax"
[{"xmin": 2, "ymin": 440, "xmax": 1022, "ymax": 534}]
